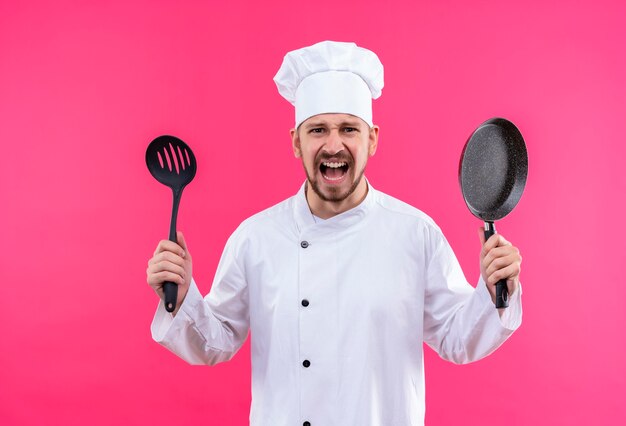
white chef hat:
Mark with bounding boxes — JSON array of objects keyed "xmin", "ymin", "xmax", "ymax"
[{"xmin": 273, "ymin": 40, "xmax": 384, "ymax": 128}]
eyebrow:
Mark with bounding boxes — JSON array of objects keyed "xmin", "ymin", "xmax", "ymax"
[
  {"xmin": 338, "ymin": 120, "xmax": 361, "ymax": 127},
  {"xmin": 303, "ymin": 120, "xmax": 362, "ymax": 130},
  {"xmin": 302, "ymin": 122, "xmax": 326, "ymax": 130}
]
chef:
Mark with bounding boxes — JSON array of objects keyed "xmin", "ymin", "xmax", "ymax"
[{"xmin": 147, "ymin": 41, "xmax": 523, "ymax": 426}]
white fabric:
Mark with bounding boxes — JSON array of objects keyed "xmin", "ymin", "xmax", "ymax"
[
  {"xmin": 295, "ymin": 70, "xmax": 373, "ymax": 129},
  {"xmin": 273, "ymin": 41, "xmax": 384, "ymax": 127},
  {"xmin": 151, "ymin": 182, "xmax": 522, "ymax": 426}
]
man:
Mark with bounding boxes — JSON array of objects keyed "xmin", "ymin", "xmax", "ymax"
[{"xmin": 147, "ymin": 41, "xmax": 522, "ymax": 425}]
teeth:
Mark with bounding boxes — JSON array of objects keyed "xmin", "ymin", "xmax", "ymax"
[
  {"xmin": 323, "ymin": 174, "xmax": 344, "ymax": 181},
  {"xmin": 322, "ymin": 162, "xmax": 347, "ymax": 168}
]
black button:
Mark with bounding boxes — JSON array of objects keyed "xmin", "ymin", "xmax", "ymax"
[
  {"xmin": 300, "ymin": 241, "xmax": 309, "ymax": 248},
  {"xmin": 302, "ymin": 359, "xmax": 311, "ymax": 368},
  {"xmin": 303, "ymin": 422, "xmax": 311, "ymax": 426},
  {"xmin": 301, "ymin": 299, "xmax": 309, "ymax": 307}
]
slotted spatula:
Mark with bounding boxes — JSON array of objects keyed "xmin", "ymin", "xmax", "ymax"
[{"xmin": 146, "ymin": 135, "xmax": 197, "ymax": 312}]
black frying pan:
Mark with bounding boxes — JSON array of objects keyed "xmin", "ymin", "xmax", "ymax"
[{"xmin": 459, "ymin": 117, "xmax": 528, "ymax": 308}]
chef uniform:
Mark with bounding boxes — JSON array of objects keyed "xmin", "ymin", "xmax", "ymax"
[{"xmin": 151, "ymin": 41, "xmax": 522, "ymax": 426}]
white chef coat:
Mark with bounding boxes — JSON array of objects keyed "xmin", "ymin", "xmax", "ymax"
[{"xmin": 151, "ymin": 181, "xmax": 522, "ymax": 426}]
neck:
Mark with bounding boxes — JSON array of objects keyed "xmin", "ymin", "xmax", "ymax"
[{"xmin": 305, "ymin": 178, "xmax": 369, "ymax": 219}]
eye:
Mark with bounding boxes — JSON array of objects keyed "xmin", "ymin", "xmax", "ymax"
[
  {"xmin": 342, "ymin": 127, "xmax": 358, "ymax": 133},
  {"xmin": 309, "ymin": 128, "xmax": 325, "ymax": 134}
]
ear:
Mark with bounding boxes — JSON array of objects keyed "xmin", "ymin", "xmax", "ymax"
[
  {"xmin": 291, "ymin": 128, "xmax": 302, "ymax": 158},
  {"xmin": 368, "ymin": 125, "xmax": 379, "ymax": 157}
]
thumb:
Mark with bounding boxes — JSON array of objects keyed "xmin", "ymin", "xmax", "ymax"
[
  {"xmin": 177, "ymin": 231, "xmax": 189, "ymax": 254},
  {"xmin": 477, "ymin": 226, "xmax": 486, "ymax": 246}
]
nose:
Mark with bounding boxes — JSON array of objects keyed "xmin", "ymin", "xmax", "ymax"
[{"xmin": 323, "ymin": 129, "xmax": 344, "ymax": 155}]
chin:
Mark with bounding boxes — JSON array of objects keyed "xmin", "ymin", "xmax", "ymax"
[{"xmin": 311, "ymin": 174, "xmax": 364, "ymax": 203}]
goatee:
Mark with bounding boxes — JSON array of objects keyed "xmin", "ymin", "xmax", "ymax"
[{"xmin": 305, "ymin": 165, "xmax": 366, "ymax": 202}]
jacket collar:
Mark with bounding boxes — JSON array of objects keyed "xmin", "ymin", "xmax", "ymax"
[{"xmin": 293, "ymin": 178, "xmax": 376, "ymax": 234}]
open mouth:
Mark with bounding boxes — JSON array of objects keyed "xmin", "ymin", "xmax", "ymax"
[{"xmin": 320, "ymin": 161, "xmax": 349, "ymax": 182}]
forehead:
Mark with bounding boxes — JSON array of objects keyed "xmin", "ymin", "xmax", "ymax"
[{"xmin": 300, "ymin": 113, "xmax": 368, "ymax": 129}]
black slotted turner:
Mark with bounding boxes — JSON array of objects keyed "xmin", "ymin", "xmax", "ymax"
[{"xmin": 146, "ymin": 135, "xmax": 197, "ymax": 312}]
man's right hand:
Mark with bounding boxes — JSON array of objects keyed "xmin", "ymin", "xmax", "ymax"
[{"xmin": 147, "ymin": 231, "xmax": 193, "ymax": 315}]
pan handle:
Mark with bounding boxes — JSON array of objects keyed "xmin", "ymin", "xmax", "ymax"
[{"xmin": 484, "ymin": 221, "xmax": 509, "ymax": 309}]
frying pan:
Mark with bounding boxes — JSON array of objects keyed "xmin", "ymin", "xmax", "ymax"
[{"xmin": 459, "ymin": 117, "xmax": 528, "ymax": 308}]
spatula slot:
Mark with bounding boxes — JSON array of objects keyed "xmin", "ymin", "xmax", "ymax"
[
  {"xmin": 177, "ymin": 145, "xmax": 186, "ymax": 171},
  {"xmin": 169, "ymin": 143, "xmax": 180, "ymax": 174},
  {"xmin": 163, "ymin": 146, "xmax": 173, "ymax": 172}
]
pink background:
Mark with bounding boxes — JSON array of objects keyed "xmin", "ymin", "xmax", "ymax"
[{"xmin": 1, "ymin": 0, "xmax": 625, "ymax": 424}]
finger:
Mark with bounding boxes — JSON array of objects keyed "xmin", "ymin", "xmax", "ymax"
[
  {"xmin": 149, "ymin": 251, "xmax": 186, "ymax": 268},
  {"xmin": 487, "ymin": 261, "xmax": 521, "ymax": 286},
  {"xmin": 485, "ymin": 252, "xmax": 522, "ymax": 278},
  {"xmin": 481, "ymin": 234, "xmax": 513, "ymax": 259},
  {"xmin": 153, "ymin": 239, "xmax": 185, "ymax": 258},
  {"xmin": 147, "ymin": 270, "xmax": 185, "ymax": 287},
  {"xmin": 480, "ymin": 234, "xmax": 500, "ymax": 258},
  {"xmin": 482, "ymin": 245, "xmax": 521, "ymax": 271},
  {"xmin": 495, "ymin": 234, "xmax": 511, "ymax": 247},
  {"xmin": 487, "ymin": 271, "xmax": 520, "ymax": 291},
  {"xmin": 147, "ymin": 260, "xmax": 187, "ymax": 281}
]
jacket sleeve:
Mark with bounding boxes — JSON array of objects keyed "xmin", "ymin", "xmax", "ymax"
[
  {"xmin": 422, "ymin": 229, "xmax": 522, "ymax": 364},
  {"xmin": 150, "ymin": 236, "xmax": 250, "ymax": 366}
]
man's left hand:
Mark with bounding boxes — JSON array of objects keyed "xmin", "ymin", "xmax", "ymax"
[{"xmin": 478, "ymin": 228, "xmax": 522, "ymax": 306}]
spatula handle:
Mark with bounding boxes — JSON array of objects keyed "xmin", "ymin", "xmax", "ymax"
[
  {"xmin": 484, "ymin": 221, "xmax": 509, "ymax": 309},
  {"xmin": 163, "ymin": 282, "xmax": 178, "ymax": 313},
  {"xmin": 163, "ymin": 188, "xmax": 182, "ymax": 313}
]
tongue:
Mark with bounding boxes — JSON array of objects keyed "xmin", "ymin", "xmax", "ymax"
[{"xmin": 324, "ymin": 167, "xmax": 344, "ymax": 180}]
